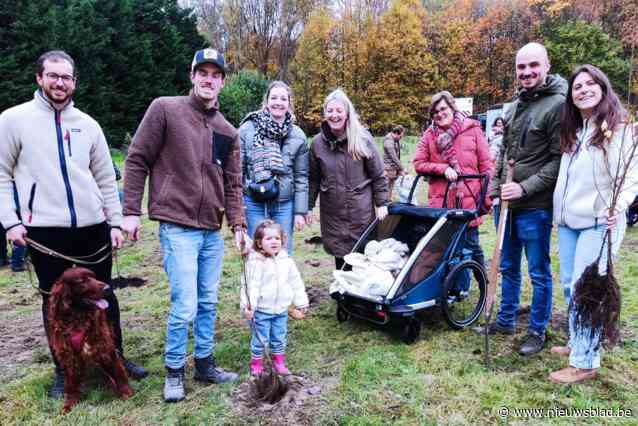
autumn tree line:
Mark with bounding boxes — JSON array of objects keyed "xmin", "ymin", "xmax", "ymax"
[{"xmin": 2, "ymin": 0, "xmax": 637, "ymax": 146}]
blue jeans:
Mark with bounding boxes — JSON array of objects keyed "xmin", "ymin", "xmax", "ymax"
[
  {"xmin": 11, "ymin": 243, "xmax": 26, "ymax": 269},
  {"xmin": 495, "ymin": 208, "xmax": 553, "ymax": 336},
  {"xmin": 454, "ymin": 226, "xmax": 485, "ymax": 292},
  {"xmin": 244, "ymin": 195, "xmax": 294, "ymax": 253},
  {"xmin": 159, "ymin": 222, "xmax": 224, "ymax": 369},
  {"xmin": 250, "ymin": 311, "xmax": 288, "ymax": 358},
  {"xmin": 558, "ymin": 218, "xmax": 626, "ymax": 369}
]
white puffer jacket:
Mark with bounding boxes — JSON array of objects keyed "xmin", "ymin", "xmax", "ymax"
[
  {"xmin": 240, "ymin": 250, "xmax": 309, "ymax": 315},
  {"xmin": 553, "ymin": 120, "xmax": 638, "ymax": 229}
]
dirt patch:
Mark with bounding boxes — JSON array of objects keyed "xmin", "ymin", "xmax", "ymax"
[
  {"xmin": 232, "ymin": 373, "xmax": 334, "ymax": 425},
  {"xmin": 306, "ymin": 286, "xmax": 329, "ymax": 309},
  {"xmin": 0, "ymin": 312, "xmax": 48, "ymax": 381}
]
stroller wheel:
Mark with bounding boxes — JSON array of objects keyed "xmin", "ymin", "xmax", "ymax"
[
  {"xmin": 441, "ymin": 260, "xmax": 486, "ymax": 330},
  {"xmin": 400, "ymin": 318, "xmax": 421, "ymax": 344},
  {"xmin": 336, "ymin": 306, "xmax": 350, "ymax": 322}
]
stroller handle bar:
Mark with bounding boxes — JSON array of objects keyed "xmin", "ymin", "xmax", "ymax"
[{"xmin": 407, "ymin": 173, "xmax": 490, "ymax": 213}]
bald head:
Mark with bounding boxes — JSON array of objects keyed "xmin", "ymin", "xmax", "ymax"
[{"xmin": 515, "ymin": 42, "xmax": 550, "ymax": 90}]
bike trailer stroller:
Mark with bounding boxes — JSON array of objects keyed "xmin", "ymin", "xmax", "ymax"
[{"xmin": 330, "ymin": 174, "xmax": 489, "ymax": 343}]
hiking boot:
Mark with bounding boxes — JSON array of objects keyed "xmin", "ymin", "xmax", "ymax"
[
  {"xmin": 272, "ymin": 354, "xmax": 291, "ymax": 376},
  {"xmin": 48, "ymin": 368, "xmax": 65, "ymax": 399},
  {"xmin": 163, "ymin": 367, "xmax": 185, "ymax": 402},
  {"xmin": 484, "ymin": 322, "xmax": 516, "ymax": 335},
  {"xmin": 549, "ymin": 366, "xmax": 597, "ymax": 384},
  {"xmin": 519, "ymin": 331, "xmax": 545, "ymax": 356},
  {"xmin": 550, "ymin": 346, "xmax": 571, "ymax": 357},
  {"xmin": 250, "ymin": 357, "xmax": 264, "ymax": 376},
  {"xmin": 123, "ymin": 358, "xmax": 148, "ymax": 380},
  {"xmin": 194, "ymin": 355, "xmax": 238, "ymax": 384}
]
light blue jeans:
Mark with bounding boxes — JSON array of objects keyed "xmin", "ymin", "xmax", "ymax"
[
  {"xmin": 244, "ymin": 195, "xmax": 295, "ymax": 253},
  {"xmin": 250, "ymin": 311, "xmax": 288, "ymax": 358},
  {"xmin": 159, "ymin": 222, "xmax": 224, "ymax": 369},
  {"xmin": 557, "ymin": 216, "xmax": 626, "ymax": 369}
]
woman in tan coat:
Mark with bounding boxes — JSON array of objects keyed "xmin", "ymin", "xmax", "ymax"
[{"xmin": 307, "ymin": 89, "xmax": 390, "ymax": 269}]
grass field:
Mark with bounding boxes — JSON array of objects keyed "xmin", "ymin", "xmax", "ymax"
[{"xmin": 1, "ymin": 139, "xmax": 637, "ymax": 425}]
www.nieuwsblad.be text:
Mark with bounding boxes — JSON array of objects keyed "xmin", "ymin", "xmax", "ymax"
[{"xmin": 497, "ymin": 406, "xmax": 633, "ymax": 419}]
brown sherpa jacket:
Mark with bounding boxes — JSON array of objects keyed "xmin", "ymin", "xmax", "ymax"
[{"xmin": 123, "ymin": 93, "xmax": 245, "ymax": 230}]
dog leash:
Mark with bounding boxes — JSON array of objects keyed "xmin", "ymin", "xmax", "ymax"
[
  {"xmin": 24, "ymin": 237, "xmax": 112, "ymax": 296},
  {"xmin": 25, "ymin": 237, "xmax": 112, "ymax": 265}
]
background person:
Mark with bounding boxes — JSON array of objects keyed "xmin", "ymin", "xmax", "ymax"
[
  {"xmin": 122, "ymin": 48, "xmax": 246, "ymax": 402},
  {"xmin": 383, "ymin": 125, "xmax": 405, "ymax": 200},
  {"xmin": 0, "ymin": 50, "xmax": 147, "ymax": 399},
  {"xmin": 549, "ymin": 64, "xmax": 638, "ymax": 384},
  {"xmin": 0, "ymin": 183, "xmax": 26, "ymax": 271},
  {"xmin": 488, "ymin": 117, "xmax": 505, "ymax": 162},
  {"xmin": 239, "ymin": 81, "xmax": 309, "ymax": 253},
  {"xmin": 307, "ymin": 89, "xmax": 389, "ymax": 270}
]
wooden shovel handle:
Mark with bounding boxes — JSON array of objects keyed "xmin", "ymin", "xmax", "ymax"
[{"xmin": 485, "ymin": 159, "xmax": 515, "ymax": 318}]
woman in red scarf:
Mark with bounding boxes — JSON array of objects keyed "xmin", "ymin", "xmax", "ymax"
[{"xmin": 413, "ymin": 91, "xmax": 493, "ymax": 268}]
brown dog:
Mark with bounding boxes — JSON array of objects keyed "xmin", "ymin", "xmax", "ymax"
[{"xmin": 47, "ymin": 267, "xmax": 133, "ymax": 413}]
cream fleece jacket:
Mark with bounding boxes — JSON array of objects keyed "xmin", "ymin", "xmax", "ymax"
[
  {"xmin": 0, "ymin": 91, "xmax": 121, "ymax": 229},
  {"xmin": 240, "ymin": 250, "xmax": 309, "ymax": 315},
  {"xmin": 553, "ymin": 120, "xmax": 638, "ymax": 229}
]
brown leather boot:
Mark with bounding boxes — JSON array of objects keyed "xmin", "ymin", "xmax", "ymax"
[{"xmin": 549, "ymin": 366, "xmax": 597, "ymax": 384}]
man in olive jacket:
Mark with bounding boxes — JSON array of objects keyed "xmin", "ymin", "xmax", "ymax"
[
  {"xmin": 122, "ymin": 48, "xmax": 247, "ymax": 402},
  {"xmin": 487, "ymin": 43, "xmax": 567, "ymax": 356}
]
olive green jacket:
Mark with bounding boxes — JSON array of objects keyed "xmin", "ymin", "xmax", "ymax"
[{"xmin": 490, "ymin": 74, "xmax": 567, "ymax": 210}]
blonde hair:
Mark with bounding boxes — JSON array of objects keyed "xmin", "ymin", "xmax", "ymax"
[
  {"xmin": 323, "ymin": 89, "xmax": 370, "ymax": 160},
  {"xmin": 261, "ymin": 80, "xmax": 295, "ymax": 120}
]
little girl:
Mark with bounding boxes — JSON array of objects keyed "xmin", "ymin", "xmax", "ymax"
[{"xmin": 241, "ymin": 220, "xmax": 309, "ymax": 376}]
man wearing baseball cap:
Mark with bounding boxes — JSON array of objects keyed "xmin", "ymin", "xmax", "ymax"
[{"xmin": 122, "ymin": 48, "xmax": 248, "ymax": 402}]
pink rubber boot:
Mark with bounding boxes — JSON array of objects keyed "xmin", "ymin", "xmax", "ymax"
[
  {"xmin": 272, "ymin": 354, "xmax": 291, "ymax": 375},
  {"xmin": 250, "ymin": 357, "xmax": 263, "ymax": 376}
]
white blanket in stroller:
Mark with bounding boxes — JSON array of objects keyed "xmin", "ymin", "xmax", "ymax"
[{"xmin": 330, "ymin": 238, "xmax": 409, "ymax": 298}]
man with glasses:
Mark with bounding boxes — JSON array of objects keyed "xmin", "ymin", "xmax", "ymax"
[
  {"xmin": 0, "ymin": 50, "xmax": 148, "ymax": 398},
  {"xmin": 122, "ymin": 48, "xmax": 247, "ymax": 402}
]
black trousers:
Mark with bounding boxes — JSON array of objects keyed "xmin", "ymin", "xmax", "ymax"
[
  {"xmin": 0, "ymin": 224, "xmax": 7, "ymax": 261},
  {"xmin": 27, "ymin": 222, "xmax": 123, "ymax": 368}
]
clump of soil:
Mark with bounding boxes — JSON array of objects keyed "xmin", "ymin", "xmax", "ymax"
[
  {"xmin": 304, "ymin": 259, "xmax": 321, "ymax": 267},
  {"xmin": 304, "ymin": 236, "xmax": 322, "ymax": 245},
  {"xmin": 111, "ymin": 276, "xmax": 147, "ymax": 289},
  {"xmin": 232, "ymin": 374, "xmax": 325, "ymax": 425}
]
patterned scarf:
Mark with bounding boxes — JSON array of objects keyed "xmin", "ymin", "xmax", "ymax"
[
  {"xmin": 432, "ymin": 112, "xmax": 466, "ymax": 172},
  {"xmin": 244, "ymin": 110, "xmax": 292, "ymax": 182}
]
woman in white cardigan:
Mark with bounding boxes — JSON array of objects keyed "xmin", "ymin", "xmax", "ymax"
[{"xmin": 550, "ymin": 64, "xmax": 638, "ymax": 384}]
